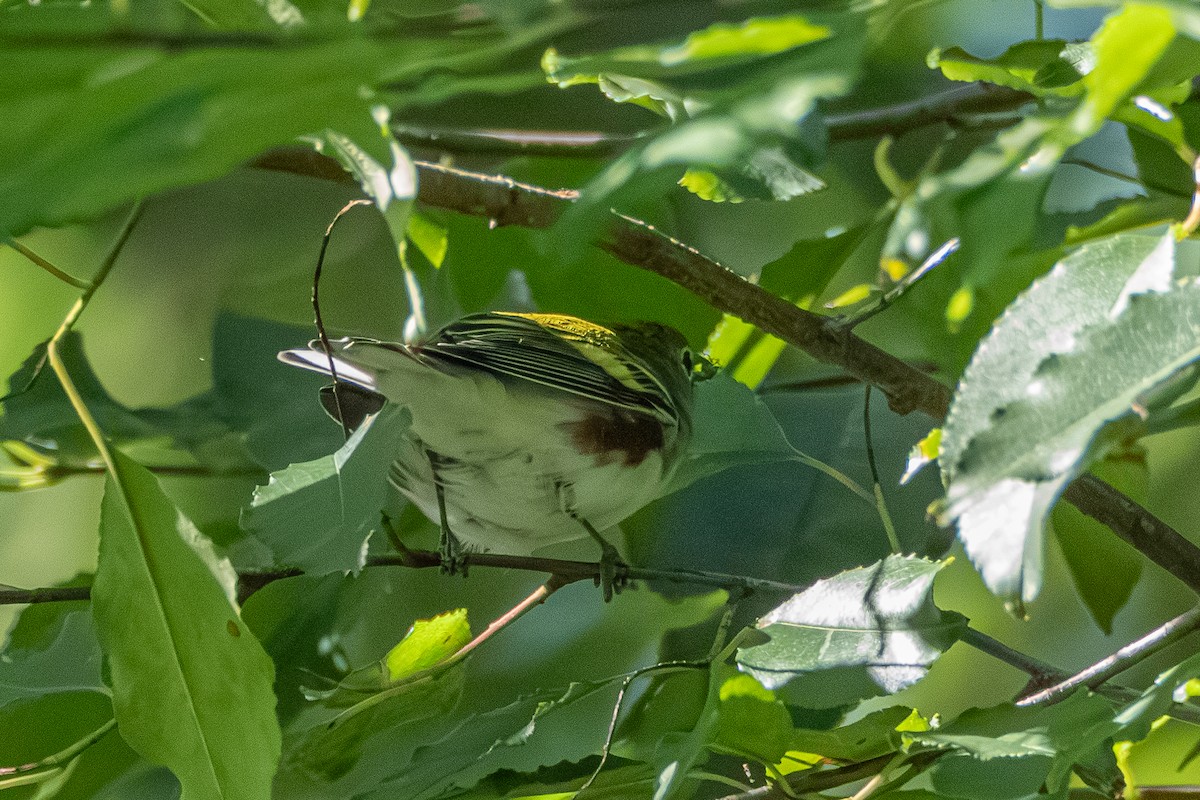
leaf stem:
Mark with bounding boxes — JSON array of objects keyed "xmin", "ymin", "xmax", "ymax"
[
  {"xmin": 45, "ymin": 202, "xmax": 144, "ymax": 478},
  {"xmin": 864, "ymin": 387, "xmax": 902, "ymax": 553},
  {"xmin": 5, "ymin": 238, "xmax": 92, "ymax": 289},
  {"xmin": 0, "ymin": 717, "xmax": 117, "ymax": 788}
]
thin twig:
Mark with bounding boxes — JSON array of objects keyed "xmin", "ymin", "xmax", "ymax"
[
  {"xmin": 864, "ymin": 387, "xmax": 902, "ymax": 554},
  {"xmin": 715, "ymin": 751, "xmax": 944, "ymax": 800},
  {"xmin": 1017, "ymin": 606, "xmax": 1200, "ymax": 706},
  {"xmin": 1179, "ymin": 154, "xmax": 1200, "ymax": 238},
  {"xmin": 0, "ymin": 547, "xmax": 810, "ymax": 607},
  {"xmin": 313, "ymin": 198, "xmax": 374, "ymax": 441},
  {"xmin": 825, "ymin": 83, "xmax": 1032, "ymax": 142},
  {"xmin": 0, "ymin": 717, "xmax": 117, "ymax": 788},
  {"xmin": 45, "ymin": 202, "xmax": 145, "ymax": 478}
]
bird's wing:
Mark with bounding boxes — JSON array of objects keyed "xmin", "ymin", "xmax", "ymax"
[{"xmin": 424, "ymin": 313, "xmax": 677, "ymax": 422}]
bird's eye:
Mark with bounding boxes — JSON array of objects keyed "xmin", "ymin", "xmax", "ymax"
[{"xmin": 681, "ymin": 350, "xmax": 694, "ymax": 372}]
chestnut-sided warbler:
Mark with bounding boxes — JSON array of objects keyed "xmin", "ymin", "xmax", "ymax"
[{"xmin": 279, "ymin": 311, "xmax": 703, "ymax": 597}]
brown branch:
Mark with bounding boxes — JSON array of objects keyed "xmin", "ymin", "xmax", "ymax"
[
  {"xmin": 1064, "ymin": 474, "xmax": 1200, "ymax": 595},
  {"xmin": 600, "ymin": 212, "xmax": 949, "ymax": 418},
  {"xmin": 0, "ymin": 585, "xmax": 92, "ymax": 605}
]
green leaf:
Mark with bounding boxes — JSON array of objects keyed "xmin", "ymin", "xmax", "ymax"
[
  {"xmin": 0, "ymin": 576, "xmax": 103, "ymax": 710},
  {"xmin": 1110, "ymin": 650, "xmax": 1200, "ymax": 742},
  {"xmin": 0, "ymin": 691, "xmax": 117, "ymax": 793},
  {"xmin": 290, "ymin": 610, "xmax": 471, "ymax": 781},
  {"xmin": 406, "ymin": 210, "xmax": 449, "ymax": 269},
  {"xmin": 545, "ymin": 13, "xmax": 858, "ymax": 240},
  {"xmin": 789, "ymin": 705, "xmax": 914, "ymax": 761},
  {"xmin": 0, "ymin": 315, "xmax": 339, "ymax": 478},
  {"xmin": 906, "ymin": 692, "xmax": 1112, "ymax": 761},
  {"xmin": 368, "ymin": 680, "xmax": 619, "ymax": 799},
  {"xmin": 385, "ymin": 608, "xmax": 470, "ymax": 681},
  {"xmin": 662, "ymin": 370, "xmax": 800, "ymax": 494},
  {"xmin": 1073, "ymin": 4, "xmax": 1177, "ymax": 131},
  {"xmin": 943, "ymin": 233, "xmax": 1200, "ymax": 606},
  {"xmin": 711, "ymin": 673, "xmax": 794, "ymax": 765},
  {"xmin": 241, "ymin": 404, "xmax": 412, "ymax": 574},
  {"xmin": 737, "ymin": 555, "xmax": 965, "ymax": 693},
  {"xmin": 543, "ymin": 15, "xmax": 831, "ymax": 82},
  {"xmin": 663, "ymin": 16, "xmax": 832, "ymax": 64},
  {"xmin": 339, "ymin": 590, "xmax": 728, "ymax": 799},
  {"xmin": 1051, "ymin": 447, "xmax": 1146, "ymax": 633},
  {"xmin": 930, "ymin": 40, "xmax": 1087, "ymax": 97},
  {"xmin": 0, "ymin": 16, "xmax": 565, "ymax": 237},
  {"xmin": 91, "ymin": 449, "xmax": 280, "ymax": 800},
  {"xmin": 306, "ymin": 123, "xmax": 416, "ymax": 248}
]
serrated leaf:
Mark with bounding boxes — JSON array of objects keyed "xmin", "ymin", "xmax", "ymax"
[
  {"xmin": 91, "ymin": 450, "xmax": 280, "ymax": 800},
  {"xmin": 241, "ymin": 404, "xmax": 412, "ymax": 574},
  {"xmin": 907, "ymin": 692, "xmax": 1112, "ymax": 762},
  {"xmin": 737, "ymin": 555, "xmax": 965, "ymax": 693},
  {"xmin": 944, "ymin": 233, "xmax": 1200, "ymax": 605},
  {"xmin": 930, "ymin": 40, "xmax": 1087, "ymax": 97}
]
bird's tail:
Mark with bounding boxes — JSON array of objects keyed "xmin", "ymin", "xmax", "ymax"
[{"xmin": 277, "ymin": 337, "xmax": 412, "ymax": 393}]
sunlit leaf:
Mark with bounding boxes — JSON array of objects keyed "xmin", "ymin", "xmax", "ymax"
[
  {"xmin": 737, "ymin": 555, "xmax": 965, "ymax": 693},
  {"xmin": 943, "ymin": 232, "xmax": 1200, "ymax": 606}
]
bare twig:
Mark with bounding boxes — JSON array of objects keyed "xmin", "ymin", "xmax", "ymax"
[
  {"xmin": 1179, "ymin": 154, "xmax": 1200, "ymax": 238},
  {"xmin": 0, "ymin": 584, "xmax": 92, "ymax": 605},
  {"xmin": 0, "ymin": 547, "xmax": 809, "ymax": 607},
  {"xmin": 388, "ymin": 83, "xmax": 1035, "ymax": 160},
  {"xmin": 1017, "ymin": 606, "xmax": 1200, "ymax": 707},
  {"xmin": 313, "ymin": 198, "xmax": 374, "ymax": 441},
  {"xmin": 1063, "ymin": 474, "xmax": 1200, "ymax": 596}
]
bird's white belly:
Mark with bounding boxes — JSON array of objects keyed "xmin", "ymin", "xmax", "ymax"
[{"xmin": 388, "ymin": 432, "xmax": 666, "ymax": 555}]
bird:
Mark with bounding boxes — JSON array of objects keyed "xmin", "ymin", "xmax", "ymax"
[{"xmin": 278, "ymin": 311, "xmax": 703, "ymax": 599}]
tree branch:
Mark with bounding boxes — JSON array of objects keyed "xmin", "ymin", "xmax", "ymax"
[
  {"xmin": 826, "ymin": 82, "xmax": 1032, "ymax": 141},
  {"xmin": 387, "ymin": 82, "xmax": 1034, "ymax": 159},
  {"xmin": 0, "ymin": 547, "xmax": 811, "ymax": 608},
  {"xmin": 1016, "ymin": 605, "xmax": 1200, "ymax": 707}
]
